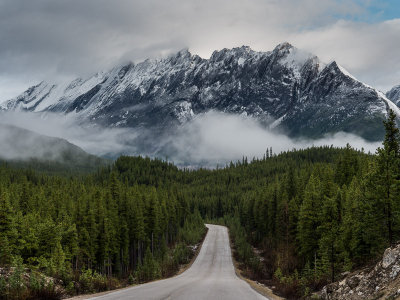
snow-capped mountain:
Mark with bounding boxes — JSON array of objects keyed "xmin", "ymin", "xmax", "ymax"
[
  {"xmin": 1, "ymin": 42, "xmax": 397, "ymax": 142},
  {"xmin": 387, "ymin": 85, "xmax": 400, "ymax": 107}
]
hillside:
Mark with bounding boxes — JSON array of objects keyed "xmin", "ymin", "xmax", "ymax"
[
  {"xmin": 0, "ymin": 123, "xmax": 107, "ymax": 173},
  {"xmin": 387, "ymin": 84, "xmax": 400, "ymax": 107}
]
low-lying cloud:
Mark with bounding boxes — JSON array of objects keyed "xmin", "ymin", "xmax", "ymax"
[
  {"xmin": 0, "ymin": 110, "xmax": 381, "ymax": 166},
  {"xmin": 0, "ymin": 111, "xmax": 139, "ymax": 158},
  {"xmin": 162, "ymin": 112, "xmax": 381, "ymax": 166}
]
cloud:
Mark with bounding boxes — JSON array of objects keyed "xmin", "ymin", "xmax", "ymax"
[
  {"xmin": 159, "ymin": 112, "xmax": 381, "ymax": 166},
  {"xmin": 0, "ymin": 111, "xmax": 139, "ymax": 157},
  {"xmin": 0, "ymin": 0, "xmax": 399, "ymax": 102},
  {"xmin": 291, "ymin": 19, "xmax": 400, "ymax": 91},
  {"xmin": 0, "ymin": 111, "xmax": 381, "ymax": 166}
]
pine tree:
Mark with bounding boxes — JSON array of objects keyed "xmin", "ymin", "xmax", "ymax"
[
  {"xmin": 0, "ymin": 235, "xmax": 12, "ymax": 265},
  {"xmin": 51, "ymin": 240, "xmax": 66, "ymax": 275},
  {"xmin": 383, "ymin": 109, "xmax": 400, "ymax": 156},
  {"xmin": 297, "ymin": 174, "xmax": 322, "ymax": 262},
  {"xmin": 318, "ymin": 192, "xmax": 341, "ymax": 282},
  {"xmin": 371, "ymin": 109, "xmax": 400, "ymax": 245},
  {"xmin": 0, "ymin": 190, "xmax": 17, "ymax": 256}
]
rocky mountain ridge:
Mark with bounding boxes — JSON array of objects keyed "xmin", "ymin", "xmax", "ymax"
[
  {"xmin": 1, "ymin": 43, "xmax": 398, "ymax": 144},
  {"xmin": 387, "ymin": 85, "xmax": 400, "ymax": 107}
]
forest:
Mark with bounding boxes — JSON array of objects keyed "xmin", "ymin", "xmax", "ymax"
[{"xmin": 1, "ymin": 110, "xmax": 400, "ymax": 299}]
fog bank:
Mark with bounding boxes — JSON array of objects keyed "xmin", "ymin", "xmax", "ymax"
[{"xmin": 0, "ymin": 111, "xmax": 382, "ymax": 165}]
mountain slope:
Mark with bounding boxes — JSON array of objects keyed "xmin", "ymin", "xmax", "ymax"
[
  {"xmin": 387, "ymin": 84, "xmax": 400, "ymax": 107},
  {"xmin": 1, "ymin": 43, "xmax": 396, "ymax": 142},
  {"xmin": 0, "ymin": 123, "xmax": 107, "ymax": 172}
]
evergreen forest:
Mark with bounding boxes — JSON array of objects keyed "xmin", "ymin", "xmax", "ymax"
[{"xmin": 1, "ymin": 110, "xmax": 400, "ymax": 299}]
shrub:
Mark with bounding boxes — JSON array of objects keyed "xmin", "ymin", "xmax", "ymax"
[{"xmin": 135, "ymin": 248, "xmax": 160, "ymax": 282}]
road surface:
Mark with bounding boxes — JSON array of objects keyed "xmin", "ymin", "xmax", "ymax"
[{"xmin": 90, "ymin": 224, "xmax": 268, "ymax": 300}]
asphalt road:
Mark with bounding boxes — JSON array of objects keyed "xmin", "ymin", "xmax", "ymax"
[{"xmin": 90, "ymin": 224, "xmax": 268, "ymax": 300}]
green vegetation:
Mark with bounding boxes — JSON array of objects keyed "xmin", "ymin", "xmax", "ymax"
[
  {"xmin": 0, "ymin": 157, "xmax": 206, "ymax": 299},
  {"xmin": 1, "ymin": 110, "xmax": 400, "ymax": 299}
]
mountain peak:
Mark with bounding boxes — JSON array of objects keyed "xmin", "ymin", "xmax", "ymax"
[
  {"xmin": 209, "ymin": 46, "xmax": 259, "ymax": 63},
  {"xmin": 273, "ymin": 42, "xmax": 294, "ymax": 52},
  {"xmin": 325, "ymin": 61, "xmax": 356, "ymax": 79},
  {"xmin": 1, "ymin": 42, "xmax": 393, "ymax": 144},
  {"xmin": 174, "ymin": 48, "xmax": 191, "ymax": 58}
]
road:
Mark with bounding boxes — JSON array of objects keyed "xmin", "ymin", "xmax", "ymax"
[{"xmin": 90, "ymin": 224, "xmax": 268, "ymax": 300}]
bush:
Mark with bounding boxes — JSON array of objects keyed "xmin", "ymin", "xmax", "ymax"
[
  {"xmin": 0, "ymin": 276, "xmax": 7, "ymax": 298},
  {"xmin": 135, "ymin": 248, "xmax": 160, "ymax": 282},
  {"xmin": 128, "ymin": 274, "xmax": 135, "ymax": 285},
  {"xmin": 8, "ymin": 256, "xmax": 26, "ymax": 299},
  {"xmin": 178, "ymin": 210, "xmax": 206, "ymax": 245},
  {"xmin": 27, "ymin": 281, "xmax": 65, "ymax": 300},
  {"xmin": 173, "ymin": 243, "xmax": 191, "ymax": 265},
  {"xmin": 75, "ymin": 268, "xmax": 119, "ymax": 294}
]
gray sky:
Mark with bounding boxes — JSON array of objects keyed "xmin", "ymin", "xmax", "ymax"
[{"xmin": 0, "ymin": 0, "xmax": 399, "ymax": 102}]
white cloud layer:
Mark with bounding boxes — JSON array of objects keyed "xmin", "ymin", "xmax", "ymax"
[
  {"xmin": 0, "ymin": 0, "xmax": 399, "ymax": 101},
  {"xmin": 166, "ymin": 112, "xmax": 381, "ymax": 166},
  {"xmin": 0, "ymin": 111, "xmax": 382, "ymax": 166}
]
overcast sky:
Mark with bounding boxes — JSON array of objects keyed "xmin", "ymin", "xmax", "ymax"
[{"xmin": 0, "ymin": 0, "xmax": 399, "ymax": 102}]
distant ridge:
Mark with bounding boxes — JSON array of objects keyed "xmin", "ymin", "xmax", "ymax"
[{"xmin": 0, "ymin": 123, "xmax": 107, "ymax": 173}]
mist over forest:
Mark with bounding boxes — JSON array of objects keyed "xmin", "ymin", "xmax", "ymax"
[{"xmin": 0, "ymin": 110, "xmax": 381, "ymax": 166}]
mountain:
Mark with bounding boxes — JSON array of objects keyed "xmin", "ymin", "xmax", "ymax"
[
  {"xmin": 1, "ymin": 42, "xmax": 398, "ymax": 142},
  {"xmin": 387, "ymin": 84, "xmax": 400, "ymax": 107},
  {"xmin": 0, "ymin": 123, "xmax": 107, "ymax": 172}
]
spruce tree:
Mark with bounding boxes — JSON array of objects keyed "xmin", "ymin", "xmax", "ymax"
[
  {"xmin": 297, "ymin": 174, "xmax": 322, "ymax": 262},
  {"xmin": 371, "ymin": 109, "xmax": 400, "ymax": 245}
]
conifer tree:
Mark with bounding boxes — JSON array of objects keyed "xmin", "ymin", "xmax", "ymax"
[
  {"xmin": 371, "ymin": 109, "xmax": 400, "ymax": 245},
  {"xmin": 297, "ymin": 174, "xmax": 322, "ymax": 262},
  {"xmin": 0, "ymin": 190, "xmax": 17, "ymax": 255},
  {"xmin": 318, "ymin": 191, "xmax": 341, "ymax": 282}
]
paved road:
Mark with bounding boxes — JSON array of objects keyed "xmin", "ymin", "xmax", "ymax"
[{"xmin": 91, "ymin": 224, "xmax": 268, "ymax": 300}]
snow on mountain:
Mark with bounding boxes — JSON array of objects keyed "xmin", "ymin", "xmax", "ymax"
[
  {"xmin": 0, "ymin": 42, "xmax": 393, "ymax": 142},
  {"xmin": 336, "ymin": 64, "xmax": 400, "ymax": 117},
  {"xmin": 387, "ymin": 85, "xmax": 400, "ymax": 107}
]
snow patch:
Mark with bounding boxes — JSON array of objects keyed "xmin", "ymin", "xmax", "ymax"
[
  {"xmin": 238, "ymin": 57, "xmax": 245, "ymax": 66},
  {"xmin": 270, "ymin": 114, "xmax": 286, "ymax": 129},
  {"xmin": 337, "ymin": 64, "xmax": 358, "ymax": 82},
  {"xmin": 279, "ymin": 47, "xmax": 316, "ymax": 79},
  {"xmin": 337, "ymin": 63, "xmax": 400, "ymax": 117}
]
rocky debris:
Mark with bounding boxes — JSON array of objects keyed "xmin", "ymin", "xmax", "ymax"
[{"xmin": 319, "ymin": 243, "xmax": 400, "ymax": 300}]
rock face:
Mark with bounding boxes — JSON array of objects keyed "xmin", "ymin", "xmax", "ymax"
[
  {"xmin": 387, "ymin": 85, "xmax": 400, "ymax": 107},
  {"xmin": 319, "ymin": 243, "xmax": 400, "ymax": 300},
  {"xmin": 0, "ymin": 43, "xmax": 397, "ymax": 143}
]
